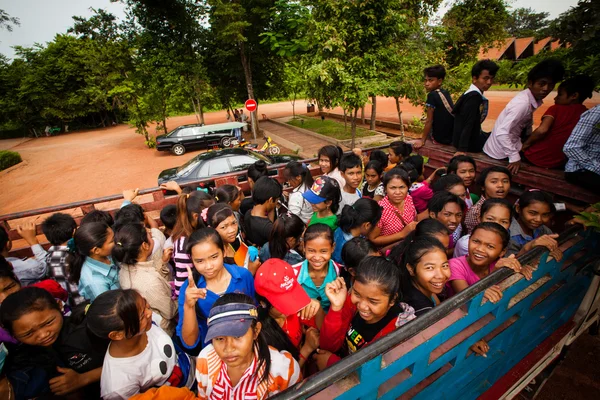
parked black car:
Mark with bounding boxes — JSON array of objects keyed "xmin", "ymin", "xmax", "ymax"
[
  {"xmin": 157, "ymin": 148, "xmax": 301, "ymax": 187},
  {"xmin": 156, "ymin": 122, "xmax": 246, "ymax": 155}
]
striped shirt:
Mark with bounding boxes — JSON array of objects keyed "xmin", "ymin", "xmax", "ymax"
[
  {"xmin": 173, "ymin": 236, "xmax": 191, "ymax": 297},
  {"xmin": 196, "ymin": 345, "xmax": 301, "ymax": 400}
]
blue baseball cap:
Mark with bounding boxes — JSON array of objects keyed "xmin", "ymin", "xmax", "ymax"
[
  {"xmin": 302, "ymin": 176, "xmax": 334, "ymax": 204},
  {"xmin": 204, "ymin": 303, "xmax": 258, "ymax": 343}
]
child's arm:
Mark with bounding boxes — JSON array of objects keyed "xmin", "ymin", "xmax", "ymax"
[
  {"xmin": 522, "ymin": 115, "xmax": 555, "ymax": 150},
  {"xmin": 414, "ymin": 107, "xmax": 435, "ymax": 149},
  {"xmin": 16, "ymin": 222, "xmax": 47, "ymax": 278},
  {"xmin": 49, "ymin": 366, "xmax": 102, "ymax": 396},
  {"xmin": 368, "ymin": 222, "xmax": 417, "ymax": 247},
  {"xmin": 319, "ymin": 278, "xmax": 352, "ymax": 353},
  {"xmin": 179, "ymin": 267, "xmax": 207, "ymax": 348},
  {"xmin": 450, "ymin": 279, "xmax": 469, "ymax": 294},
  {"xmin": 121, "ymin": 188, "xmax": 139, "ymax": 207}
]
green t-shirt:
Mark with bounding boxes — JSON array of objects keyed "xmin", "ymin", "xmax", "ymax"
[
  {"xmin": 308, "ymin": 213, "xmax": 338, "ymax": 231},
  {"xmin": 470, "ymin": 192, "xmax": 480, "ymax": 204}
]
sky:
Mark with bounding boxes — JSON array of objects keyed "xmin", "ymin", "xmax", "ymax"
[{"xmin": 0, "ymin": 0, "xmax": 582, "ymax": 60}]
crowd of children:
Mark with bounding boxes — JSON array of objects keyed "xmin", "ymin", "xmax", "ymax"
[{"xmin": 0, "ymin": 59, "xmax": 587, "ymax": 399}]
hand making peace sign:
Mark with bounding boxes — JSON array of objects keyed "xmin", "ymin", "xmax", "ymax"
[{"xmin": 184, "ymin": 265, "xmax": 207, "ymax": 309}]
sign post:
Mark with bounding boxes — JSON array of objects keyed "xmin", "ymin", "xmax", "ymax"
[{"xmin": 244, "ymin": 99, "xmax": 258, "ymax": 140}]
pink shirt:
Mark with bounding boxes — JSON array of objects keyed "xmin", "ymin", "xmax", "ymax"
[
  {"xmin": 408, "ymin": 181, "xmax": 433, "ymax": 213},
  {"xmin": 447, "ymin": 255, "xmax": 496, "ymax": 296},
  {"xmin": 484, "ymin": 89, "xmax": 542, "ymax": 163}
]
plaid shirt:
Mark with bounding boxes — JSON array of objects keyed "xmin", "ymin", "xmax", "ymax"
[
  {"xmin": 46, "ymin": 246, "xmax": 85, "ymax": 306},
  {"xmin": 464, "ymin": 195, "xmax": 486, "ymax": 234},
  {"xmin": 564, "ymin": 105, "xmax": 600, "ymax": 175}
]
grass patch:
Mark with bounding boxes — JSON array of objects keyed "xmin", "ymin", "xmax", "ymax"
[
  {"xmin": 287, "ymin": 117, "xmax": 374, "ymax": 140},
  {"xmin": 0, "ymin": 150, "xmax": 22, "ymax": 171}
]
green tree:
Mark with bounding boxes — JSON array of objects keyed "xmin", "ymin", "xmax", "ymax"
[
  {"xmin": 442, "ymin": 0, "xmax": 509, "ymax": 66},
  {"xmin": 0, "ymin": 9, "xmax": 19, "ymax": 32},
  {"xmin": 505, "ymin": 7, "xmax": 550, "ymax": 38}
]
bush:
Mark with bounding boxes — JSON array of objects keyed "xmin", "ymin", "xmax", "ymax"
[{"xmin": 0, "ymin": 150, "xmax": 22, "ymax": 171}]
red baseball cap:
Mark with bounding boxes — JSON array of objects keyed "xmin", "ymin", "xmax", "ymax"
[{"xmin": 255, "ymin": 259, "xmax": 311, "ymax": 316}]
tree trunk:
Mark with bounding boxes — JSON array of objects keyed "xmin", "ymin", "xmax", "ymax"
[
  {"xmin": 291, "ymin": 92, "xmax": 296, "ymax": 118},
  {"xmin": 394, "ymin": 96, "xmax": 405, "ymax": 141},
  {"xmin": 198, "ymin": 101, "xmax": 205, "ymax": 125},
  {"xmin": 351, "ymin": 107, "xmax": 358, "ymax": 149},
  {"xmin": 360, "ymin": 106, "xmax": 365, "ymax": 125},
  {"xmin": 239, "ymin": 42, "xmax": 259, "ymax": 140},
  {"xmin": 370, "ymin": 95, "xmax": 377, "ymax": 130},
  {"xmin": 317, "ymin": 100, "xmax": 323, "ymax": 112},
  {"xmin": 191, "ymin": 98, "xmax": 200, "ymax": 124},
  {"xmin": 343, "ymin": 108, "xmax": 348, "ymax": 134}
]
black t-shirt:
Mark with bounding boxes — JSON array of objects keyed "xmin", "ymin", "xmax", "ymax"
[
  {"xmin": 345, "ymin": 303, "xmax": 402, "ymax": 354},
  {"xmin": 55, "ymin": 316, "xmax": 108, "ymax": 373},
  {"xmin": 402, "ymin": 284, "xmax": 435, "ymax": 317},
  {"xmin": 243, "ymin": 210, "xmax": 273, "ymax": 247},
  {"xmin": 240, "ymin": 197, "xmax": 255, "ymax": 218},
  {"xmin": 426, "ymin": 88, "xmax": 454, "ymax": 145}
]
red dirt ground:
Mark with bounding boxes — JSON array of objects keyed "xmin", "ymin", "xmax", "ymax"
[{"xmin": 1, "ymin": 92, "xmax": 598, "ymax": 215}]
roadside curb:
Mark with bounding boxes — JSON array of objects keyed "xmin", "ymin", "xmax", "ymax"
[{"xmin": 0, "ymin": 159, "xmax": 28, "ymax": 176}]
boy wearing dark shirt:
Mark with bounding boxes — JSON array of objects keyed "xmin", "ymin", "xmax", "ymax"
[
  {"xmin": 452, "ymin": 59, "xmax": 499, "ymax": 153},
  {"xmin": 522, "ymin": 75, "xmax": 594, "ymax": 169},
  {"xmin": 243, "ymin": 176, "xmax": 282, "ymax": 247},
  {"xmin": 414, "ymin": 65, "xmax": 455, "ymax": 149}
]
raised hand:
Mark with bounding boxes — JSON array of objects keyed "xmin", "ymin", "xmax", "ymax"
[
  {"xmin": 184, "ymin": 265, "xmax": 207, "ymax": 309},
  {"xmin": 17, "ymin": 221, "xmax": 39, "ymax": 245},
  {"xmin": 159, "ymin": 181, "xmax": 183, "ymax": 194},
  {"xmin": 298, "ymin": 298, "xmax": 321, "ymax": 321},
  {"xmin": 122, "ymin": 188, "xmax": 139, "ymax": 202},
  {"xmin": 325, "ymin": 277, "xmax": 347, "ymax": 312}
]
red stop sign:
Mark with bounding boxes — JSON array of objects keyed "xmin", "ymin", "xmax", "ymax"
[{"xmin": 245, "ymin": 99, "xmax": 257, "ymax": 112}]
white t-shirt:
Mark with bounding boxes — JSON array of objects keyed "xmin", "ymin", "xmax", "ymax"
[
  {"xmin": 337, "ymin": 189, "xmax": 362, "ymax": 215},
  {"xmin": 288, "ymin": 184, "xmax": 313, "ymax": 224},
  {"xmin": 100, "ymin": 324, "xmax": 195, "ymax": 399}
]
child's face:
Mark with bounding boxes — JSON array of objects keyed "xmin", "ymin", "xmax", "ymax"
[
  {"xmin": 517, "ymin": 201, "xmax": 553, "ymax": 232},
  {"xmin": 456, "ymin": 162, "xmax": 476, "ymax": 187},
  {"xmin": 448, "ymin": 184, "xmax": 468, "ymax": 203},
  {"xmin": 424, "ymin": 75, "xmax": 443, "ymax": 92},
  {"xmin": 304, "ymin": 236, "xmax": 333, "ymax": 272},
  {"xmin": 388, "ymin": 149, "xmax": 401, "ymax": 164},
  {"xmin": 408, "ymin": 249, "xmax": 450, "ymax": 296},
  {"xmin": 230, "ymin": 192, "xmax": 244, "ymax": 212},
  {"xmin": 554, "ymin": 88, "xmax": 578, "ymax": 106},
  {"xmin": 12, "ymin": 307, "xmax": 63, "ymax": 347},
  {"xmin": 430, "ymin": 202, "xmax": 463, "ymax": 234},
  {"xmin": 472, "ymin": 70, "xmax": 495, "ymax": 92},
  {"xmin": 311, "ymin": 200, "xmax": 330, "ymax": 213},
  {"xmin": 528, "ymin": 78, "xmax": 555, "ymax": 101},
  {"xmin": 319, "ymin": 156, "xmax": 332, "ymax": 174},
  {"xmin": 480, "ymin": 205, "xmax": 511, "ymax": 230},
  {"xmin": 365, "ymin": 168, "xmax": 381, "ymax": 187},
  {"xmin": 468, "ymin": 229, "xmax": 505, "ymax": 268},
  {"xmin": 191, "ymin": 240, "xmax": 225, "ymax": 280},
  {"xmin": 385, "ymin": 177, "xmax": 409, "ymax": 204},
  {"xmin": 0, "ymin": 276, "xmax": 20, "ymax": 304},
  {"xmin": 342, "ymin": 166, "xmax": 363, "ymax": 190},
  {"xmin": 483, "ymin": 172, "xmax": 510, "ymax": 199},
  {"xmin": 136, "ymin": 295, "xmax": 153, "ymax": 335},
  {"xmin": 95, "ymin": 227, "xmax": 115, "ymax": 257},
  {"xmin": 285, "ymin": 172, "xmax": 303, "ymax": 189},
  {"xmin": 212, "ymin": 323, "xmax": 259, "ymax": 370},
  {"xmin": 350, "ymin": 280, "xmax": 395, "ymax": 324},
  {"xmin": 216, "ymin": 215, "xmax": 239, "ymax": 244}
]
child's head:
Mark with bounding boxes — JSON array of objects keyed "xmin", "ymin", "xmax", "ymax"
[
  {"xmin": 255, "ymin": 258, "xmax": 311, "ymax": 317},
  {"xmin": 206, "ymin": 203, "xmax": 238, "ymax": 245},
  {"xmin": 0, "ymin": 226, "xmax": 10, "ymax": 254},
  {"xmin": 479, "ymin": 198, "xmax": 513, "ymax": 230},
  {"xmin": 364, "ymin": 160, "xmax": 384, "ymax": 188},
  {"xmin": 0, "ymin": 257, "xmax": 20, "ymax": 304},
  {"xmin": 0, "ymin": 287, "xmax": 62, "ymax": 346},
  {"xmin": 339, "ymin": 154, "xmax": 363, "ymax": 190},
  {"xmin": 302, "ymin": 175, "xmax": 342, "ymax": 215},
  {"xmin": 382, "ymin": 168, "xmax": 412, "ymax": 204},
  {"xmin": 80, "ymin": 210, "xmax": 114, "ymax": 227},
  {"xmin": 112, "ymin": 223, "xmax": 153, "ymax": 265},
  {"xmin": 352, "ymin": 256, "xmax": 400, "ymax": 323},
  {"xmin": 341, "ymin": 237, "xmax": 378, "ymax": 274},
  {"xmin": 159, "ymin": 204, "xmax": 177, "ymax": 232},
  {"xmin": 247, "ymin": 160, "xmax": 269, "ymax": 189},
  {"xmin": 71, "ymin": 222, "xmax": 114, "ymax": 283},
  {"xmin": 303, "ymin": 223, "xmax": 334, "ymax": 272},
  {"xmin": 252, "ymin": 176, "xmax": 282, "ymax": 212},
  {"xmin": 284, "ymin": 161, "xmax": 314, "ymax": 190},
  {"xmin": 527, "ymin": 59, "xmax": 565, "ymax": 101},
  {"xmin": 186, "ymin": 228, "xmax": 225, "ymax": 279},
  {"xmin": 515, "ymin": 190, "xmax": 555, "ymax": 232},
  {"xmin": 369, "ymin": 150, "xmax": 389, "ymax": 167},
  {"xmin": 41, "ymin": 213, "xmax": 77, "ymax": 246},
  {"xmin": 114, "ymin": 203, "xmax": 145, "ymax": 228},
  {"xmin": 428, "ymin": 191, "xmax": 465, "ymax": 234},
  {"xmin": 388, "ymin": 141, "xmax": 412, "ymax": 164},
  {"xmin": 404, "ymin": 155, "xmax": 425, "ymax": 178},
  {"xmin": 447, "ymin": 155, "xmax": 477, "ymax": 188},
  {"xmin": 215, "ymin": 185, "xmax": 243, "ymax": 212},
  {"xmin": 471, "ymin": 59, "xmax": 499, "ymax": 92},
  {"xmin": 468, "ymin": 222, "xmax": 510, "ymax": 268},
  {"xmin": 269, "ymin": 213, "xmax": 305, "ymax": 260},
  {"xmin": 401, "ymin": 237, "xmax": 450, "ymax": 297},
  {"xmin": 172, "ymin": 191, "xmax": 213, "ymax": 241},
  {"xmin": 339, "ymin": 198, "xmax": 382, "ymax": 236},
  {"xmin": 424, "ymin": 65, "xmax": 446, "ymax": 92},
  {"xmin": 388, "ymin": 219, "xmax": 450, "ymax": 266},
  {"xmin": 477, "ymin": 166, "xmax": 511, "ymax": 199},
  {"xmin": 86, "ymin": 289, "xmax": 152, "ymax": 341},
  {"xmin": 555, "ymin": 75, "xmax": 595, "ymax": 105},
  {"xmin": 206, "ymin": 293, "xmax": 270, "ymax": 383},
  {"xmin": 318, "ymin": 145, "xmax": 343, "ymax": 174},
  {"xmin": 431, "ymin": 174, "xmax": 468, "ymax": 202}
]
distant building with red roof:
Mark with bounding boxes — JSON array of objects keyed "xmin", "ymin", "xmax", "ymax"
[{"xmin": 478, "ymin": 37, "xmax": 565, "ymax": 61}]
